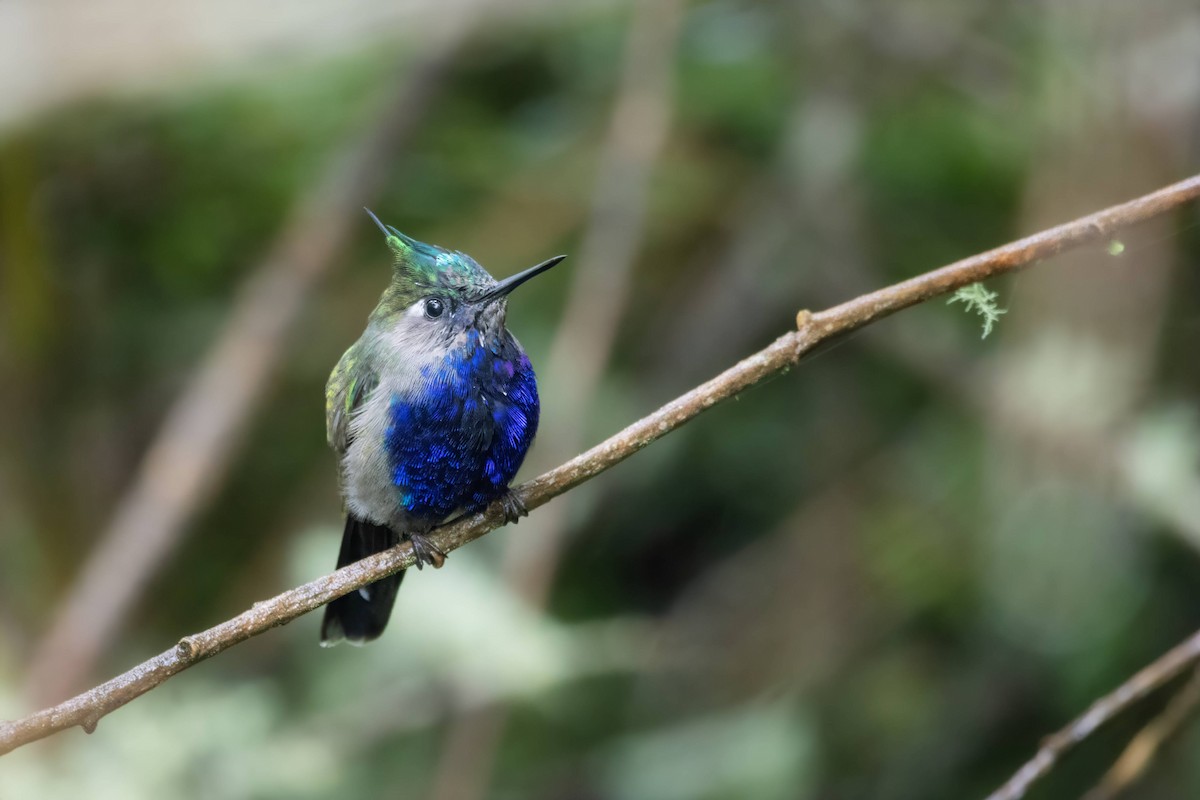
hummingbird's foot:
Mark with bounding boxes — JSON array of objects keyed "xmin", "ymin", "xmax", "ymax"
[
  {"xmin": 498, "ymin": 490, "xmax": 528, "ymax": 525},
  {"xmin": 408, "ymin": 531, "xmax": 446, "ymax": 570}
]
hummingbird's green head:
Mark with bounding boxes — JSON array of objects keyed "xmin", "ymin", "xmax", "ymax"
[{"xmin": 363, "ymin": 209, "xmax": 564, "ymax": 340}]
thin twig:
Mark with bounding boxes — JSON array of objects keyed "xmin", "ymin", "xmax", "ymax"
[
  {"xmin": 985, "ymin": 626, "xmax": 1200, "ymax": 800},
  {"xmin": 1081, "ymin": 668, "xmax": 1200, "ymax": 800},
  {"xmin": 1, "ymin": 173, "xmax": 1198, "ymax": 757},
  {"xmin": 23, "ymin": 22, "xmax": 473, "ymax": 706}
]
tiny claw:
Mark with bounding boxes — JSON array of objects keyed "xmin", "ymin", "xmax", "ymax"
[
  {"xmin": 499, "ymin": 491, "xmax": 528, "ymax": 524},
  {"xmin": 409, "ymin": 532, "xmax": 446, "ymax": 570}
]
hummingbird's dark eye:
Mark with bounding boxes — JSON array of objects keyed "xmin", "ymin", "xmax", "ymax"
[{"xmin": 423, "ymin": 297, "xmax": 445, "ymax": 319}]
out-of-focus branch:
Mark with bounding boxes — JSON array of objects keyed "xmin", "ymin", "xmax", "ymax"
[
  {"xmin": 1, "ymin": 172, "xmax": 1197, "ymax": 757},
  {"xmin": 508, "ymin": 0, "xmax": 682, "ymax": 604},
  {"xmin": 984, "ymin": 624, "xmax": 1200, "ymax": 800},
  {"xmin": 1081, "ymin": 668, "xmax": 1200, "ymax": 800},
  {"xmin": 427, "ymin": 1, "xmax": 682, "ymax": 795},
  {"xmin": 24, "ymin": 21, "xmax": 473, "ymax": 706}
]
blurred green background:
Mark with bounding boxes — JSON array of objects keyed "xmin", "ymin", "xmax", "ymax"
[{"xmin": 2, "ymin": 1, "xmax": 1200, "ymax": 798}]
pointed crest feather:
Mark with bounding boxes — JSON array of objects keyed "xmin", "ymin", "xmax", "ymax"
[{"xmin": 362, "ymin": 208, "xmax": 492, "ymax": 294}]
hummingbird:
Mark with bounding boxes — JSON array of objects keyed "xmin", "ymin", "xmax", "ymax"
[{"xmin": 320, "ymin": 209, "xmax": 565, "ymax": 645}]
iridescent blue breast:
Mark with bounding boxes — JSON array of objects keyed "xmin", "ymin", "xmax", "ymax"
[{"xmin": 383, "ymin": 330, "xmax": 539, "ymax": 520}]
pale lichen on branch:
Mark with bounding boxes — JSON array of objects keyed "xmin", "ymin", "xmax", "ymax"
[{"xmin": 948, "ymin": 283, "xmax": 1007, "ymax": 338}]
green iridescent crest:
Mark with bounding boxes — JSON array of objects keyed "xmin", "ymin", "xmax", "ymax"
[{"xmin": 365, "ymin": 209, "xmax": 492, "ymax": 293}]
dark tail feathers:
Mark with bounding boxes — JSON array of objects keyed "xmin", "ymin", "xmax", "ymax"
[{"xmin": 320, "ymin": 516, "xmax": 402, "ymax": 646}]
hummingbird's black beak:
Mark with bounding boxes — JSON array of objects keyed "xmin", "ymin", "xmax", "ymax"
[{"xmin": 477, "ymin": 255, "xmax": 567, "ymax": 304}]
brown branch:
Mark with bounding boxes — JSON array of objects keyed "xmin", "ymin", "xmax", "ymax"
[
  {"xmin": 23, "ymin": 22, "xmax": 473, "ymax": 706},
  {"xmin": 1081, "ymin": 668, "xmax": 1200, "ymax": 800},
  {"xmin": 2, "ymin": 172, "xmax": 1198, "ymax": 757},
  {"xmin": 984, "ymin": 627, "xmax": 1200, "ymax": 800}
]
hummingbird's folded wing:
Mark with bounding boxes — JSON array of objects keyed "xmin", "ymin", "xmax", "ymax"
[{"xmin": 325, "ymin": 342, "xmax": 378, "ymax": 456}]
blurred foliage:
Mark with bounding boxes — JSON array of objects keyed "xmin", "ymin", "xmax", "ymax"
[{"xmin": 3, "ymin": 1, "xmax": 1200, "ymax": 799}]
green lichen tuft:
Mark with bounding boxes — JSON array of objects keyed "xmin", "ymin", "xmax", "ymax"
[{"xmin": 947, "ymin": 283, "xmax": 1007, "ymax": 339}]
